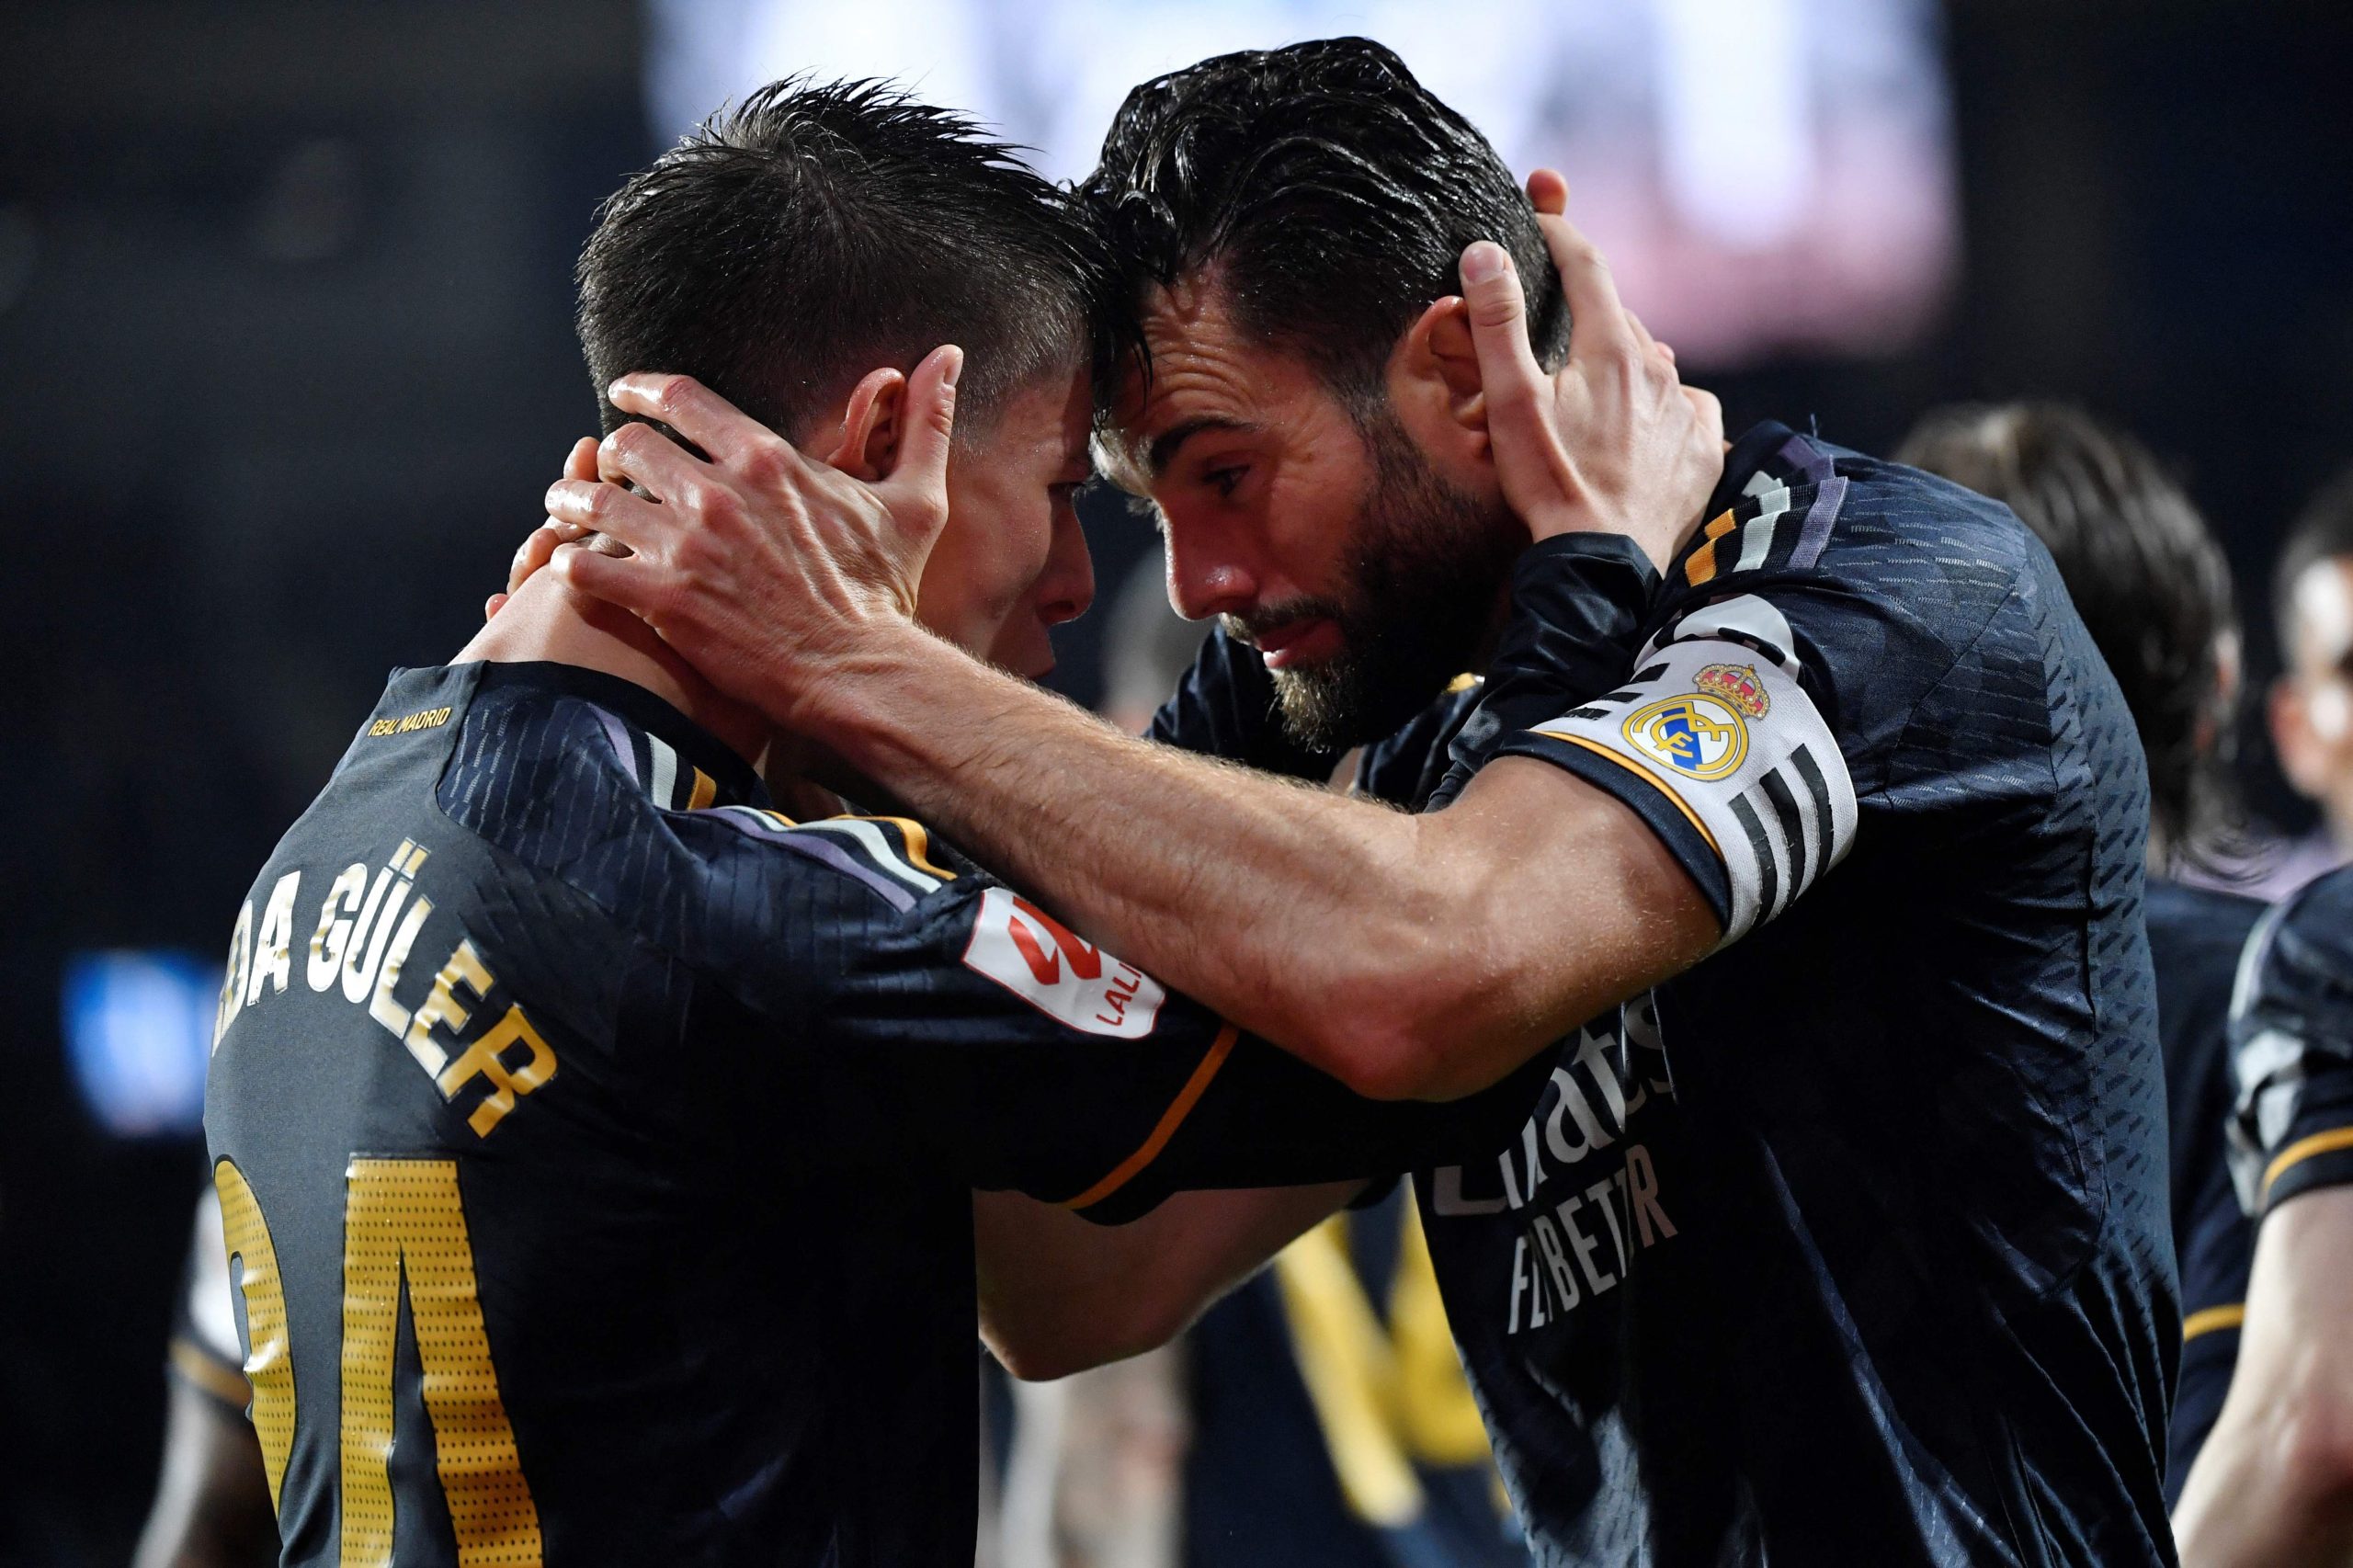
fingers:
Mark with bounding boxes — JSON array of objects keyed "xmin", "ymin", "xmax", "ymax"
[
  {"xmin": 1525, "ymin": 167, "xmax": 1568, "ymax": 217},
  {"xmin": 544, "ymin": 477, "xmax": 675, "ymax": 557},
  {"xmin": 506, "ymin": 525, "xmax": 560, "ymax": 597},
  {"xmin": 605, "ymin": 372, "xmax": 789, "ymax": 469},
  {"xmin": 1527, "ymin": 207, "xmax": 1637, "ymax": 362},
  {"xmin": 563, "ymin": 436, "xmax": 600, "ymax": 483},
  {"xmin": 880, "ymin": 344, "xmax": 962, "ymax": 514},
  {"xmin": 597, "ymin": 419, "xmax": 705, "ymax": 505},
  {"xmin": 549, "ymin": 540, "xmax": 667, "ymax": 622},
  {"xmin": 1459, "ymin": 242, "xmax": 1550, "ymax": 413}
]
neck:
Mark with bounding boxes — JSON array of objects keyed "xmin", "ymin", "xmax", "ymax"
[{"xmin": 454, "ymin": 574, "xmax": 774, "ymax": 773}]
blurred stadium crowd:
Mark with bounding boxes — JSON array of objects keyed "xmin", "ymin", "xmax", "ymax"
[{"xmin": 6, "ymin": 1, "xmax": 2353, "ymax": 1563}]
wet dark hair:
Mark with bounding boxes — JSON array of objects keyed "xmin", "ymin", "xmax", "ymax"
[
  {"xmin": 1076, "ymin": 36, "xmax": 1568, "ymax": 410},
  {"xmin": 577, "ymin": 77, "xmax": 1096, "ymax": 444},
  {"xmin": 2273, "ymin": 464, "xmax": 2353, "ymax": 653},
  {"xmin": 1898, "ymin": 402, "xmax": 2241, "ymax": 864}
]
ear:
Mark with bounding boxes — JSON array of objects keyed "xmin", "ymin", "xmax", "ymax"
[
  {"xmin": 821, "ymin": 368, "xmax": 909, "ymax": 481},
  {"xmin": 1385, "ymin": 296, "xmax": 1493, "ymax": 477}
]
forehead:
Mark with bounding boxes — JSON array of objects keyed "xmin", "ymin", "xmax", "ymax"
[
  {"xmin": 970, "ymin": 362, "xmax": 1094, "ymax": 469},
  {"xmin": 1105, "ymin": 274, "xmax": 1334, "ymax": 480}
]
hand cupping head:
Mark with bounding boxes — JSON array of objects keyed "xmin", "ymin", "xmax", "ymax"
[{"xmin": 574, "ymin": 77, "xmax": 1103, "ymax": 678}]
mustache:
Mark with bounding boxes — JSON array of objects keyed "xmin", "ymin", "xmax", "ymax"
[{"xmin": 1220, "ymin": 597, "xmax": 1350, "ymax": 649}]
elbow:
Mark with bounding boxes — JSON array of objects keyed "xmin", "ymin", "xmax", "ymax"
[
  {"xmin": 982, "ymin": 1295, "xmax": 1188, "ymax": 1384},
  {"xmin": 2269, "ymin": 1393, "xmax": 2353, "ymax": 1520},
  {"xmin": 1302, "ymin": 946, "xmax": 1497, "ymax": 1103}
]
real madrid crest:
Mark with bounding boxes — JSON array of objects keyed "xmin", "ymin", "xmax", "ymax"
[{"xmin": 1620, "ymin": 665, "xmax": 1768, "ymax": 780}]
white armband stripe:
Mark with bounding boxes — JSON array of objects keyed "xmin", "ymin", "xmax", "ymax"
[{"xmin": 1530, "ymin": 637, "xmax": 1857, "ymax": 944}]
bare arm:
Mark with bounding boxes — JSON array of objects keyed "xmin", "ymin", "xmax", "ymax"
[
  {"xmin": 782, "ymin": 635, "xmax": 1711, "ymax": 1099},
  {"xmin": 2174, "ymin": 1187, "xmax": 2353, "ymax": 1565},
  {"xmin": 132, "ymin": 1381, "xmax": 278, "ymax": 1568},
  {"xmin": 975, "ymin": 1182, "xmax": 1361, "ymax": 1381}
]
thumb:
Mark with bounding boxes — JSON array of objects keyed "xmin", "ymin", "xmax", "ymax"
[
  {"xmin": 881, "ymin": 343, "xmax": 963, "ymax": 524},
  {"xmin": 1459, "ymin": 241, "xmax": 1553, "ymax": 471}
]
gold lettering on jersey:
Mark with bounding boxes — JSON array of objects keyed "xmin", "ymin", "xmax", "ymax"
[
  {"xmin": 340, "ymin": 1158, "xmax": 542, "ymax": 1566},
  {"xmin": 244, "ymin": 871, "xmax": 301, "ymax": 1006},
  {"xmin": 215, "ymin": 899, "xmax": 254, "ymax": 1048},
  {"xmin": 307, "ymin": 864, "xmax": 369, "ymax": 992},
  {"xmin": 213, "ymin": 1159, "xmax": 296, "ymax": 1510},
  {"xmin": 217, "ymin": 845, "xmax": 558, "ymax": 1139},
  {"xmin": 366, "ymin": 705, "xmax": 453, "ymax": 738},
  {"xmin": 437, "ymin": 1006, "xmax": 556, "ymax": 1137}
]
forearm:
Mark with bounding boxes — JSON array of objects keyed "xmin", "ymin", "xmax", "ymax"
[
  {"xmin": 975, "ymin": 1183, "xmax": 1358, "ymax": 1381},
  {"xmin": 2176, "ymin": 1189, "xmax": 2353, "ymax": 1565},
  {"xmin": 798, "ymin": 629, "xmax": 1474, "ymax": 1094}
]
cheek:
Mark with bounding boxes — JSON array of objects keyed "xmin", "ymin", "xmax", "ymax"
[{"xmin": 2312, "ymin": 681, "xmax": 2353, "ymax": 745}]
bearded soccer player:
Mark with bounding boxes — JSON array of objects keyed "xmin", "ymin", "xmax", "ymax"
[
  {"xmin": 2173, "ymin": 863, "xmax": 2353, "ymax": 1563},
  {"xmin": 201, "ymin": 81, "xmax": 1541, "ymax": 1565},
  {"xmin": 545, "ymin": 40, "xmax": 2177, "ymax": 1566}
]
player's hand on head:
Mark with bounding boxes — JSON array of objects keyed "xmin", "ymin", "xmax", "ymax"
[
  {"xmin": 486, "ymin": 439, "xmax": 602, "ymax": 620},
  {"xmin": 540, "ymin": 346, "xmax": 963, "ymax": 728},
  {"xmin": 1457, "ymin": 172, "xmax": 1723, "ymax": 572}
]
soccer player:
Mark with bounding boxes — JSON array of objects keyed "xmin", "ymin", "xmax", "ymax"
[
  {"xmin": 1897, "ymin": 402, "xmax": 2261, "ymax": 1502},
  {"xmin": 545, "ymin": 40, "xmax": 2177, "ymax": 1564},
  {"xmin": 2172, "ymin": 865, "xmax": 2353, "ymax": 1562},
  {"xmin": 204, "ymin": 81, "xmax": 1540, "ymax": 1565}
]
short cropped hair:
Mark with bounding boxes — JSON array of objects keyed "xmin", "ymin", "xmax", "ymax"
[
  {"xmin": 1898, "ymin": 402, "xmax": 2239, "ymax": 860},
  {"xmin": 577, "ymin": 77, "xmax": 1095, "ymax": 443},
  {"xmin": 2273, "ymin": 465, "xmax": 2353, "ymax": 652},
  {"xmin": 1077, "ymin": 37, "xmax": 1569, "ymax": 408}
]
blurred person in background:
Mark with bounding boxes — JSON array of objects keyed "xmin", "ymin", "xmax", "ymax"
[
  {"xmin": 1895, "ymin": 402, "xmax": 2261, "ymax": 1506},
  {"xmin": 131, "ymin": 1187, "xmax": 276, "ymax": 1568},
  {"xmin": 2265, "ymin": 467, "xmax": 2353, "ymax": 886},
  {"xmin": 546, "ymin": 37, "xmax": 2176, "ymax": 1565},
  {"xmin": 2174, "ymin": 858, "xmax": 2353, "ymax": 1563}
]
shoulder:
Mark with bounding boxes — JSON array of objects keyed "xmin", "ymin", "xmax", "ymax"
[
  {"xmin": 1662, "ymin": 427, "xmax": 2048, "ymax": 677},
  {"xmin": 438, "ymin": 683, "xmax": 948, "ymax": 974}
]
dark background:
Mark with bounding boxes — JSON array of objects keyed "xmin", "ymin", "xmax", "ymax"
[{"xmin": 5, "ymin": 1, "xmax": 2350, "ymax": 1557}]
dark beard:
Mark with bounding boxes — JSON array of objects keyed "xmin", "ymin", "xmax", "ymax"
[{"xmin": 1226, "ymin": 411, "xmax": 1523, "ymax": 752}]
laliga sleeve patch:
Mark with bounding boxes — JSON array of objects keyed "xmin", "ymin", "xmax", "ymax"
[
  {"xmin": 1530, "ymin": 637, "xmax": 1858, "ymax": 944},
  {"xmin": 961, "ymin": 885, "xmax": 1167, "ymax": 1039}
]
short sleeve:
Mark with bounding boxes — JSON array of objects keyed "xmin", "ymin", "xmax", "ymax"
[
  {"xmin": 1487, "ymin": 585, "xmax": 1866, "ymax": 946},
  {"xmin": 2228, "ymin": 869, "xmax": 2353, "ymax": 1219},
  {"xmin": 767, "ymin": 817, "xmax": 1542, "ymax": 1223}
]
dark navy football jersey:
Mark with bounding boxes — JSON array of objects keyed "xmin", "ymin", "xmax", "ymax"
[
  {"xmin": 2228, "ymin": 863, "xmax": 2353, "ymax": 1220},
  {"xmin": 202, "ymin": 659, "xmax": 1539, "ymax": 1568},
  {"xmin": 2145, "ymin": 877, "xmax": 2264, "ymax": 1503},
  {"xmin": 1155, "ymin": 422, "xmax": 2177, "ymax": 1565}
]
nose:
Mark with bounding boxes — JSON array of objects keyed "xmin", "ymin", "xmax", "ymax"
[
  {"xmin": 1163, "ymin": 511, "xmax": 1258, "ymax": 622},
  {"xmin": 1035, "ymin": 506, "xmax": 1097, "ymax": 629}
]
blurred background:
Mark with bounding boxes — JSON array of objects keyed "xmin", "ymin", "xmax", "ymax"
[{"xmin": 5, "ymin": 0, "xmax": 2350, "ymax": 1561}]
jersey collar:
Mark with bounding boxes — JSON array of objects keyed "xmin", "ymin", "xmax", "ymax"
[{"xmin": 464, "ymin": 660, "xmax": 766, "ymax": 809}]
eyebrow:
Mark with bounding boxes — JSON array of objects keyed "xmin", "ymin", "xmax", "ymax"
[{"xmin": 1148, "ymin": 415, "xmax": 1255, "ymax": 479}]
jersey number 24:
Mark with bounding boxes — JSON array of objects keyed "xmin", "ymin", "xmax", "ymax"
[{"xmin": 214, "ymin": 1156, "xmax": 542, "ymax": 1565}]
